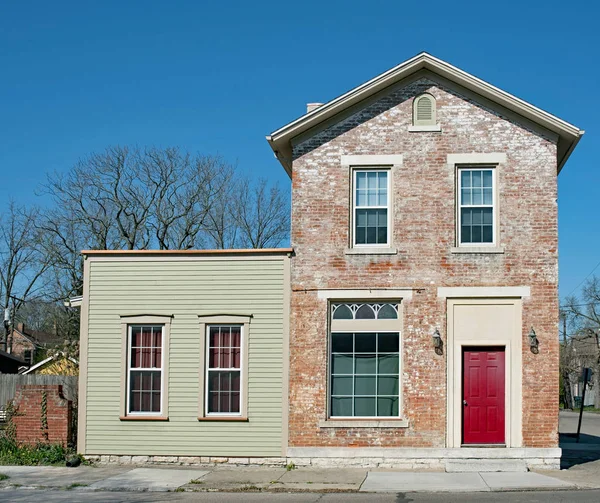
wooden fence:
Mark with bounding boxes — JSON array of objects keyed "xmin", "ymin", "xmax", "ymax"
[{"xmin": 0, "ymin": 374, "xmax": 78, "ymax": 411}]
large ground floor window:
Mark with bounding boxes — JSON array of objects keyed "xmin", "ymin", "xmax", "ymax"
[{"xmin": 329, "ymin": 302, "xmax": 402, "ymax": 418}]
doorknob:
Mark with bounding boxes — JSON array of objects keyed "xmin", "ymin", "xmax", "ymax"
[{"xmin": 463, "ymin": 400, "xmax": 468, "ymax": 406}]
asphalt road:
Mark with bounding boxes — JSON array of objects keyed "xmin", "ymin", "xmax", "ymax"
[{"xmin": 2, "ymin": 490, "xmax": 600, "ymax": 503}]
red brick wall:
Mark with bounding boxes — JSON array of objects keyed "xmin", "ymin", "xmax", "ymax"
[
  {"xmin": 10, "ymin": 331, "xmax": 35, "ymax": 363},
  {"xmin": 289, "ymin": 78, "xmax": 558, "ymax": 448},
  {"xmin": 12, "ymin": 385, "xmax": 73, "ymax": 446}
]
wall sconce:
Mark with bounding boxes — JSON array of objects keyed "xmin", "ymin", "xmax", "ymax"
[
  {"xmin": 432, "ymin": 328, "xmax": 443, "ymax": 355},
  {"xmin": 529, "ymin": 327, "xmax": 539, "ymax": 354}
]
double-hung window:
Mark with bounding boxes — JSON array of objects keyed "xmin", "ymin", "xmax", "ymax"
[
  {"xmin": 329, "ymin": 302, "xmax": 401, "ymax": 418},
  {"xmin": 458, "ymin": 167, "xmax": 495, "ymax": 245},
  {"xmin": 206, "ymin": 325, "xmax": 242, "ymax": 415},
  {"xmin": 353, "ymin": 170, "xmax": 390, "ymax": 247},
  {"xmin": 127, "ymin": 325, "xmax": 164, "ymax": 415}
]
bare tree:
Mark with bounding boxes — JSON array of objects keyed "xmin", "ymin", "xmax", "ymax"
[
  {"xmin": 0, "ymin": 202, "xmax": 51, "ymax": 350},
  {"xmin": 231, "ymin": 177, "xmax": 290, "ymax": 249},
  {"xmin": 563, "ymin": 277, "xmax": 600, "ymax": 408}
]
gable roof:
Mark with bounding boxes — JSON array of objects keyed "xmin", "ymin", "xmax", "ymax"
[
  {"xmin": 12, "ymin": 324, "xmax": 62, "ymax": 347},
  {"xmin": 266, "ymin": 52, "xmax": 584, "ymax": 177},
  {"xmin": 21, "ymin": 352, "xmax": 78, "ymax": 375}
]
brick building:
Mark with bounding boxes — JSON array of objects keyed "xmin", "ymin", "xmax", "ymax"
[
  {"xmin": 10, "ymin": 322, "xmax": 63, "ymax": 366},
  {"xmin": 267, "ymin": 53, "xmax": 583, "ymax": 469}
]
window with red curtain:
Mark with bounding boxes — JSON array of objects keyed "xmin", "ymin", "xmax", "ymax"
[
  {"xmin": 207, "ymin": 325, "xmax": 242, "ymax": 414},
  {"xmin": 128, "ymin": 325, "xmax": 163, "ymax": 414}
]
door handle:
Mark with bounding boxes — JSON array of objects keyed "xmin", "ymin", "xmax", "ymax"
[{"xmin": 463, "ymin": 400, "xmax": 468, "ymax": 406}]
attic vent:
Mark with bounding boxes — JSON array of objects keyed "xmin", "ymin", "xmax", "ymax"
[{"xmin": 413, "ymin": 94, "xmax": 436, "ymax": 126}]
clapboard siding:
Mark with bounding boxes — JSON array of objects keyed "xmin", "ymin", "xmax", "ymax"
[{"xmin": 84, "ymin": 255, "xmax": 288, "ymax": 457}]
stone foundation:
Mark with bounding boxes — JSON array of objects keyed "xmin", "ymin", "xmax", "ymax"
[{"xmin": 84, "ymin": 447, "xmax": 561, "ymax": 471}]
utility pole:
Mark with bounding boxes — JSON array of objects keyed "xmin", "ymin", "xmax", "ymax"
[{"xmin": 3, "ymin": 306, "xmax": 11, "ymax": 352}]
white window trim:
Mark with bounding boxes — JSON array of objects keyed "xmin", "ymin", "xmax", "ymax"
[
  {"xmin": 457, "ymin": 166, "xmax": 497, "ymax": 247},
  {"xmin": 198, "ymin": 314, "xmax": 251, "ymax": 420},
  {"xmin": 126, "ymin": 325, "xmax": 165, "ymax": 416},
  {"xmin": 204, "ymin": 324, "xmax": 244, "ymax": 417},
  {"xmin": 119, "ymin": 314, "xmax": 172, "ymax": 420},
  {"xmin": 352, "ymin": 169, "xmax": 391, "ymax": 248},
  {"xmin": 327, "ymin": 300, "xmax": 404, "ymax": 422}
]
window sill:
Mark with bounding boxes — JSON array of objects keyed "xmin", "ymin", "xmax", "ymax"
[
  {"xmin": 120, "ymin": 416, "xmax": 169, "ymax": 421},
  {"xmin": 198, "ymin": 417, "xmax": 249, "ymax": 422},
  {"xmin": 450, "ymin": 246, "xmax": 505, "ymax": 254},
  {"xmin": 318, "ymin": 419, "xmax": 409, "ymax": 428},
  {"xmin": 408, "ymin": 125, "xmax": 442, "ymax": 132},
  {"xmin": 345, "ymin": 247, "xmax": 398, "ymax": 256}
]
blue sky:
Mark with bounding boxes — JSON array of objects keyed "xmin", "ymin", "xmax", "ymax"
[{"xmin": 0, "ymin": 1, "xmax": 598, "ymax": 302}]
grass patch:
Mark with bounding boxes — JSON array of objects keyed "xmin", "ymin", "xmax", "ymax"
[
  {"xmin": 286, "ymin": 462, "xmax": 296, "ymax": 471},
  {"xmin": 66, "ymin": 483, "xmax": 88, "ymax": 490},
  {"xmin": 240, "ymin": 485, "xmax": 261, "ymax": 492},
  {"xmin": 189, "ymin": 479, "xmax": 204, "ymax": 484},
  {"xmin": 0, "ymin": 473, "xmax": 9, "ymax": 481},
  {"xmin": 0, "ymin": 435, "xmax": 70, "ymax": 466}
]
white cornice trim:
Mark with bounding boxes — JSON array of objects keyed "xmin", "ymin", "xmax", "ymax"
[
  {"xmin": 437, "ymin": 286, "xmax": 531, "ymax": 298},
  {"xmin": 267, "ymin": 52, "xmax": 584, "ymax": 176},
  {"xmin": 317, "ymin": 289, "xmax": 414, "ymax": 300}
]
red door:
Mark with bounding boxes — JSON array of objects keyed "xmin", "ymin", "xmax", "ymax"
[{"xmin": 462, "ymin": 347, "xmax": 505, "ymax": 445}]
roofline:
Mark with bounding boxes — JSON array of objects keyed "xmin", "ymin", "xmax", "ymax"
[
  {"xmin": 82, "ymin": 248, "xmax": 294, "ymax": 257},
  {"xmin": 21, "ymin": 352, "xmax": 78, "ymax": 374},
  {"xmin": 0, "ymin": 350, "xmax": 27, "ymax": 364},
  {"xmin": 267, "ymin": 52, "xmax": 584, "ymax": 175}
]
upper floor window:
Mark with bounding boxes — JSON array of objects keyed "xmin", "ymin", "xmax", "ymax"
[
  {"xmin": 458, "ymin": 167, "xmax": 495, "ymax": 245},
  {"xmin": 413, "ymin": 94, "xmax": 436, "ymax": 126},
  {"xmin": 353, "ymin": 169, "xmax": 390, "ymax": 247}
]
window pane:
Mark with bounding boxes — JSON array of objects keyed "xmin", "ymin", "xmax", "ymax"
[
  {"xmin": 378, "ymin": 354, "xmax": 399, "ymax": 374},
  {"xmin": 332, "ymin": 376, "xmax": 353, "ymax": 395},
  {"xmin": 378, "ymin": 172, "xmax": 387, "ymax": 189},
  {"xmin": 355, "ymin": 354, "xmax": 376, "ymax": 374},
  {"xmin": 472, "ymin": 188, "xmax": 482, "ymax": 205},
  {"xmin": 356, "ymin": 172, "xmax": 366, "ymax": 190},
  {"xmin": 332, "ymin": 354, "xmax": 353, "ymax": 374},
  {"xmin": 472, "ymin": 226, "xmax": 482, "ymax": 242},
  {"xmin": 231, "ymin": 392, "xmax": 240, "ymax": 413},
  {"xmin": 355, "ymin": 376, "xmax": 376, "ymax": 395},
  {"xmin": 378, "ymin": 376, "xmax": 399, "ymax": 395},
  {"xmin": 356, "ymin": 227, "xmax": 366, "ymax": 244},
  {"xmin": 356, "ymin": 190, "xmax": 367, "ymax": 206},
  {"xmin": 472, "ymin": 171, "xmax": 482, "ymax": 187},
  {"xmin": 378, "ymin": 191, "xmax": 387, "ymax": 206},
  {"xmin": 366, "ymin": 227, "xmax": 376, "ymax": 243},
  {"xmin": 332, "ymin": 333, "xmax": 353, "ymax": 352},
  {"xmin": 483, "ymin": 225, "xmax": 493, "ymax": 243},
  {"xmin": 483, "ymin": 170, "xmax": 493, "ymax": 187},
  {"xmin": 355, "ymin": 332, "xmax": 376, "ymax": 351},
  {"xmin": 483, "ymin": 188, "xmax": 493, "ymax": 205},
  {"xmin": 131, "ymin": 326, "xmax": 141, "ymax": 347},
  {"xmin": 356, "ymin": 209, "xmax": 367, "ymax": 226},
  {"xmin": 354, "ymin": 397, "xmax": 376, "ymax": 416},
  {"xmin": 377, "ymin": 304, "xmax": 397, "ymax": 320},
  {"xmin": 367, "ymin": 171, "xmax": 377, "ymax": 189},
  {"xmin": 473, "ymin": 210, "xmax": 482, "ymax": 225},
  {"xmin": 482, "ymin": 208, "xmax": 493, "ymax": 225},
  {"xmin": 331, "ymin": 397, "xmax": 352, "ymax": 416},
  {"xmin": 461, "ymin": 170, "xmax": 471, "ymax": 188},
  {"xmin": 378, "ymin": 210, "xmax": 387, "ymax": 226},
  {"xmin": 378, "ymin": 332, "xmax": 399, "ymax": 352},
  {"xmin": 377, "ymin": 397, "xmax": 399, "ymax": 417},
  {"xmin": 151, "ymin": 392, "xmax": 161, "ymax": 412},
  {"xmin": 461, "ymin": 226, "xmax": 471, "ymax": 243},
  {"xmin": 367, "ymin": 190, "xmax": 377, "ymax": 206},
  {"xmin": 210, "ymin": 327, "xmax": 220, "ymax": 348},
  {"xmin": 367, "ymin": 211, "xmax": 377, "ymax": 227},
  {"xmin": 333, "ymin": 305, "xmax": 353, "ymax": 320},
  {"xmin": 377, "ymin": 227, "xmax": 387, "ymax": 244},
  {"xmin": 222, "ymin": 328, "xmax": 231, "ymax": 348},
  {"xmin": 461, "ymin": 188, "xmax": 471, "ymax": 205},
  {"xmin": 461, "ymin": 208, "xmax": 472, "ymax": 225},
  {"xmin": 355, "ymin": 305, "xmax": 375, "ymax": 320}
]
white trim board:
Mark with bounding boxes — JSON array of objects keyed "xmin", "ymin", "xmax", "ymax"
[
  {"xmin": 437, "ymin": 286, "xmax": 530, "ymax": 298},
  {"xmin": 317, "ymin": 289, "xmax": 414, "ymax": 300}
]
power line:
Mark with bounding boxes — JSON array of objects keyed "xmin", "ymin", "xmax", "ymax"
[{"xmin": 565, "ymin": 258, "xmax": 600, "ymax": 298}]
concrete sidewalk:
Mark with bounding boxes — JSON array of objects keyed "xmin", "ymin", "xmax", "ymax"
[{"xmin": 0, "ymin": 464, "xmax": 592, "ymax": 494}]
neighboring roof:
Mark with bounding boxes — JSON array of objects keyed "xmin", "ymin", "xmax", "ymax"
[
  {"xmin": 0, "ymin": 349, "xmax": 27, "ymax": 364},
  {"xmin": 82, "ymin": 248, "xmax": 294, "ymax": 256},
  {"xmin": 12, "ymin": 325, "xmax": 62, "ymax": 346},
  {"xmin": 267, "ymin": 52, "xmax": 584, "ymax": 176},
  {"xmin": 21, "ymin": 352, "xmax": 78, "ymax": 375}
]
